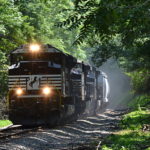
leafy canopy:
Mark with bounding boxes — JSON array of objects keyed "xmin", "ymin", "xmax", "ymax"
[
  {"xmin": 0, "ymin": 0, "xmax": 89, "ymax": 97},
  {"xmin": 58, "ymin": 0, "xmax": 150, "ymax": 69}
]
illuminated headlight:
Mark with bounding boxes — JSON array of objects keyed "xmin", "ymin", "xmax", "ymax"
[
  {"xmin": 16, "ymin": 88, "xmax": 23, "ymax": 96},
  {"xmin": 42, "ymin": 87, "xmax": 51, "ymax": 96},
  {"xmin": 29, "ymin": 44, "xmax": 40, "ymax": 52}
]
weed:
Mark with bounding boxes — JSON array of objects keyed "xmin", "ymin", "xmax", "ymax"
[{"xmin": 0, "ymin": 120, "xmax": 12, "ymax": 128}]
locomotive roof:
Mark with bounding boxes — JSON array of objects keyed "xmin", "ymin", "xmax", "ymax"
[
  {"xmin": 11, "ymin": 44, "xmax": 67, "ymax": 55},
  {"xmin": 10, "ymin": 44, "xmax": 78, "ymax": 67},
  {"xmin": 11, "ymin": 44, "xmax": 77, "ymax": 59},
  {"xmin": 10, "ymin": 44, "xmax": 101, "ymax": 71}
]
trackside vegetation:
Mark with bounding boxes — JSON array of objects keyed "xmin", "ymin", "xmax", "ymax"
[
  {"xmin": 101, "ymin": 95, "xmax": 150, "ymax": 150},
  {"xmin": 0, "ymin": 120, "xmax": 12, "ymax": 128}
]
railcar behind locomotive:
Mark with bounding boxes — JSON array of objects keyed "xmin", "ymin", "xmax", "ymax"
[{"xmin": 8, "ymin": 44, "xmax": 109, "ymax": 126}]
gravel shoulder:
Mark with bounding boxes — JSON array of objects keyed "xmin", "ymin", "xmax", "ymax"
[{"xmin": 0, "ymin": 109, "xmax": 127, "ymax": 150}]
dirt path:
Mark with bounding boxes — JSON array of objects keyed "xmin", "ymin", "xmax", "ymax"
[{"xmin": 0, "ymin": 109, "xmax": 127, "ymax": 150}]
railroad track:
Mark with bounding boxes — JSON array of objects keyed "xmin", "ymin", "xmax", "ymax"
[
  {"xmin": 0, "ymin": 125, "xmax": 40, "ymax": 141},
  {"xmin": 0, "ymin": 115, "xmax": 83, "ymax": 141}
]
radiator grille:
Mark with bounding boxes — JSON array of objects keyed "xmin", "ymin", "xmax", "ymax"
[
  {"xmin": 8, "ymin": 74, "xmax": 62, "ymax": 90},
  {"xmin": 72, "ymin": 79, "xmax": 81, "ymax": 92}
]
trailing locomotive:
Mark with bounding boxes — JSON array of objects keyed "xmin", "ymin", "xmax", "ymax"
[{"xmin": 8, "ymin": 44, "xmax": 109, "ymax": 125}]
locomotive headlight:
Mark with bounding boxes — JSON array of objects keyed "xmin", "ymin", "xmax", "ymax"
[
  {"xmin": 29, "ymin": 44, "xmax": 40, "ymax": 52},
  {"xmin": 42, "ymin": 87, "xmax": 51, "ymax": 96},
  {"xmin": 16, "ymin": 88, "xmax": 23, "ymax": 96}
]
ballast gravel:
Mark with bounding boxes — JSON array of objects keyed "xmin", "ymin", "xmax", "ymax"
[{"xmin": 0, "ymin": 109, "xmax": 127, "ymax": 150}]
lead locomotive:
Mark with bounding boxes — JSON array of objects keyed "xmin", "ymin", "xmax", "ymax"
[{"xmin": 8, "ymin": 44, "xmax": 109, "ymax": 125}]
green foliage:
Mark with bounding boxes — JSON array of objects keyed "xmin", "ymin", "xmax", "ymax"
[
  {"xmin": 0, "ymin": 0, "xmax": 34, "ymax": 52},
  {"xmin": 118, "ymin": 39, "xmax": 150, "ymax": 71},
  {"xmin": 0, "ymin": 51, "xmax": 8, "ymax": 97},
  {"xmin": 121, "ymin": 110, "xmax": 150, "ymax": 130},
  {"xmin": 61, "ymin": 0, "xmax": 150, "ymax": 46},
  {"xmin": 127, "ymin": 69, "xmax": 150, "ymax": 94},
  {"xmin": 14, "ymin": 0, "xmax": 87, "ymax": 58},
  {"xmin": 101, "ymin": 94, "xmax": 150, "ymax": 150},
  {"xmin": 0, "ymin": 120, "xmax": 12, "ymax": 128},
  {"xmin": 104, "ymin": 111, "xmax": 150, "ymax": 149},
  {"xmin": 129, "ymin": 95, "xmax": 150, "ymax": 110},
  {"xmin": 102, "ymin": 130, "xmax": 150, "ymax": 150},
  {"xmin": 59, "ymin": 0, "xmax": 150, "ymax": 71},
  {"xmin": 121, "ymin": 95, "xmax": 150, "ymax": 130},
  {"xmin": 91, "ymin": 44, "xmax": 122, "ymax": 66}
]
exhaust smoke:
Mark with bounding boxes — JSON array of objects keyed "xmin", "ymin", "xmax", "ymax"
[{"xmin": 100, "ymin": 59, "xmax": 132, "ymax": 109}]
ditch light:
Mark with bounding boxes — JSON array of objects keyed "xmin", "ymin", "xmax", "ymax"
[
  {"xmin": 42, "ymin": 87, "xmax": 51, "ymax": 96},
  {"xmin": 16, "ymin": 88, "xmax": 23, "ymax": 96}
]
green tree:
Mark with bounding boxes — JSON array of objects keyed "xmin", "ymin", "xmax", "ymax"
[
  {"xmin": 13, "ymin": 0, "xmax": 88, "ymax": 59},
  {"xmin": 0, "ymin": 51, "xmax": 8, "ymax": 97},
  {"xmin": 0, "ymin": 0, "xmax": 90, "ymax": 97},
  {"xmin": 0, "ymin": 0, "xmax": 34, "ymax": 53},
  {"xmin": 59, "ymin": 0, "xmax": 150, "ymax": 68}
]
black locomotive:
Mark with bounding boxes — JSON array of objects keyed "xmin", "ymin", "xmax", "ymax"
[{"xmin": 8, "ymin": 44, "xmax": 109, "ymax": 126}]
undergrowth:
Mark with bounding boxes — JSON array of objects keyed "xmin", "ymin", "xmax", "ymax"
[
  {"xmin": 0, "ymin": 120, "xmax": 12, "ymax": 128},
  {"xmin": 0, "ymin": 98, "xmax": 11, "ymax": 128},
  {"xmin": 101, "ymin": 95, "xmax": 150, "ymax": 150}
]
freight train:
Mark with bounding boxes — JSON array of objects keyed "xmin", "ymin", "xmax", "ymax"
[{"xmin": 8, "ymin": 44, "xmax": 109, "ymax": 126}]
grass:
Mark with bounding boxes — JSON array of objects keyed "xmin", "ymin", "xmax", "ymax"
[
  {"xmin": 121, "ymin": 110, "xmax": 150, "ymax": 130},
  {"xmin": 102, "ymin": 130, "xmax": 150, "ymax": 150},
  {"xmin": 100, "ymin": 95, "xmax": 150, "ymax": 150},
  {"xmin": 0, "ymin": 120, "xmax": 12, "ymax": 128},
  {"xmin": 128, "ymin": 95, "xmax": 150, "ymax": 110}
]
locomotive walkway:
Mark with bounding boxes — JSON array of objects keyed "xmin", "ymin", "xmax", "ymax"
[{"xmin": 0, "ymin": 109, "xmax": 128, "ymax": 150}]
